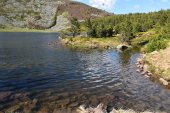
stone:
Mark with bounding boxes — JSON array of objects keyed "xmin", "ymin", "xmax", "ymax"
[
  {"xmin": 137, "ymin": 58, "xmax": 142, "ymax": 62},
  {"xmin": 89, "ymin": 96, "xmax": 99, "ymax": 106},
  {"xmin": 110, "ymin": 108, "xmax": 117, "ymax": 113},
  {"xmin": 117, "ymin": 44, "xmax": 130, "ymax": 51},
  {"xmin": 57, "ymin": 99, "xmax": 70, "ymax": 108},
  {"xmin": 159, "ymin": 78, "xmax": 169, "ymax": 86},
  {"xmin": 147, "ymin": 72, "xmax": 152, "ymax": 76},
  {"xmin": 0, "ymin": 91, "xmax": 11, "ymax": 102},
  {"xmin": 37, "ymin": 108, "xmax": 49, "ymax": 113},
  {"xmin": 144, "ymin": 75, "xmax": 150, "ymax": 78},
  {"xmin": 136, "ymin": 69, "xmax": 140, "ymax": 72},
  {"xmin": 69, "ymin": 102, "xmax": 79, "ymax": 107},
  {"xmin": 32, "ymin": 98, "xmax": 38, "ymax": 105},
  {"xmin": 151, "ymin": 51, "xmax": 158, "ymax": 55},
  {"xmin": 141, "ymin": 71, "xmax": 146, "ymax": 75},
  {"xmin": 6, "ymin": 105, "xmax": 21, "ymax": 113},
  {"xmin": 143, "ymin": 64, "xmax": 149, "ymax": 72},
  {"xmin": 137, "ymin": 65, "xmax": 140, "ymax": 68}
]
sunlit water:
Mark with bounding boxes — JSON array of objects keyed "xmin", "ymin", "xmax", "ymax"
[{"xmin": 0, "ymin": 32, "xmax": 170, "ymax": 113}]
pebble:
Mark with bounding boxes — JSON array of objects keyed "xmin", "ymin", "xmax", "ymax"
[
  {"xmin": 141, "ymin": 71, "xmax": 146, "ymax": 75},
  {"xmin": 144, "ymin": 75, "xmax": 150, "ymax": 78},
  {"xmin": 136, "ymin": 69, "xmax": 140, "ymax": 72}
]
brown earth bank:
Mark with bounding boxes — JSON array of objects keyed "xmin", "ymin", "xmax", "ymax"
[{"xmin": 136, "ymin": 43, "xmax": 170, "ymax": 88}]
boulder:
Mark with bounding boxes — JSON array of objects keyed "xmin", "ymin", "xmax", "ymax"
[{"xmin": 117, "ymin": 44, "xmax": 131, "ymax": 51}]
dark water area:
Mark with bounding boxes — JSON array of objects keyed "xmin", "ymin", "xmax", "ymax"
[{"xmin": 0, "ymin": 32, "xmax": 170, "ymax": 113}]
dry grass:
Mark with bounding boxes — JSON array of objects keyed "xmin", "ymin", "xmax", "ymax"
[{"xmin": 144, "ymin": 43, "xmax": 170, "ymax": 80}]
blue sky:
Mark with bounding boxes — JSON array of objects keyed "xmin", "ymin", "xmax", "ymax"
[{"xmin": 74, "ymin": 0, "xmax": 170, "ymax": 14}]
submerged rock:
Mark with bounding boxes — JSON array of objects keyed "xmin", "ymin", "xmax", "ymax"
[
  {"xmin": 78, "ymin": 104, "xmax": 107, "ymax": 113},
  {"xmin": 78, "ymin": 103, "xmax": 165, "ymax": 113},
  {"xmin": 5, "ymin": 105, "xmax": 21, "ymax": 113},
  {"xmin": 0, "ymin": 91, "xmax": 11, "ymax": 102}
]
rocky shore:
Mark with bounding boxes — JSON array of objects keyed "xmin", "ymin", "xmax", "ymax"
[
  {"xmin": 136, "ymin": 54, "xmax": 169, "ymax": 87},
  {"xmin": 78, "ymin": 104, "xmax": 166, "ymax": 113}
]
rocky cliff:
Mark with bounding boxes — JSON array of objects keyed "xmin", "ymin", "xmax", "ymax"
[{"xmin": 0, "ymin": 0, "xmax": 110, "ymax": 31}]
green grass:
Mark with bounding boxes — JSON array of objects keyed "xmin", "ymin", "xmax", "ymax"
[
  {"xmin": 144, "ymin": 35, "xmax": 168, "ymax": 53},
  {"xmin": 131, "ymin": 29, "xmax": 157, "ymax": 46},
  {"xmin": 61, "ymin": 36, "xmax": 121, "ymax": 50}
]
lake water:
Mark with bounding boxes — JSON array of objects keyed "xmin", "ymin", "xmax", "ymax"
[{"xmin": 0, "ymin": 32, "xmax": 170, "ymax": 113}]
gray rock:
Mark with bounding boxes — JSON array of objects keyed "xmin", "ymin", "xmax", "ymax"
[
  {"xmin": 1, "ymin": 0, "xmax": 65, "ymax": 29},
  {"xmin": 51, "ymin": 12, "xmax": 70, "ymax": 31},
  {"xmin": 159, "ymin": 78, "xmax": 169, "ymax": 86},
  {"xmin": 0, "ymin": 16, "xmax": 10, "ymax": 26},
  {"xmin": 117, "ymin": 44, "xmax": 131, "ymax": 51}
]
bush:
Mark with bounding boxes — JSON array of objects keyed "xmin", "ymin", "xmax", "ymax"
[{"xmin": 145, "ymin": 35, "xmax": 168, "ymax": 53}]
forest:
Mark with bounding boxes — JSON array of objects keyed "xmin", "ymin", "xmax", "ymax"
[{"xmin": 68, "ymin": 9, "xmax": 170, "ymax": 52}]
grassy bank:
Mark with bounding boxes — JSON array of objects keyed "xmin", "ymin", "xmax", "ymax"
[
  {"xmin": 142, "ymin": 43, "xmax": 170, "ymax": 80},
  {"xmin": 61, "ymin": 37, "xmax": 121, "ymax": 50},
  {"xmin": 0, "ymin": 27, "xmax": 57, "ymax": 33}
]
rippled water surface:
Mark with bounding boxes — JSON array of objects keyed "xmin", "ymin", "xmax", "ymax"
[{"xmin": 0, "ymin": 32, "xmax": 170, "ymax": 113}]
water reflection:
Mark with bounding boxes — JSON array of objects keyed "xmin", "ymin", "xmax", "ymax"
[{"xmin": 118, "ymin": 51, "xmax": 131, "ymax": 66}]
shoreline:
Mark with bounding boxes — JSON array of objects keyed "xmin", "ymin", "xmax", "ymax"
[
  {"xmin": 78, "ymin": 104, "xmax": 165, "ymax": 113},
  {"xmin": 136, "ymin": 54, "xmax": 170, "ymax": 88},
  {"xmin": 0, "ymin": 28, "xmax": 58, "ymax": 33}
]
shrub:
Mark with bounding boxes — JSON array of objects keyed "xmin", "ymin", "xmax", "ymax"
[{"xmin": 144, "ymin": 35, "xmax": 168, "ymax": 53}]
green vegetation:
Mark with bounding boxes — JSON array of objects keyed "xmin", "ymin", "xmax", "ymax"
[
  {"xmin": 62, "ymin": 37, "xmax": 120, "ymax": 50},
  {"xmin": 83, "ymin": 10, "xmax": 170, "ymax": 42},
  {"xmin": 85, "ymin": 18, "xmax": 113, "ymax": 38},
  {"xmin": 144, "ymin": 35, "xmax": 168, "ymax": 53},
  {"xmin": 63, "ymin": 9, "xmax": 170, "ymax": 51}
]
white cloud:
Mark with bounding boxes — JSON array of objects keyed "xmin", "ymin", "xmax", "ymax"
[
  {"xmin": 89, "ymin": 0, "xmax": 117, "ymax": 11},
  {"xmin": 150, "ymin": 0, "xmax": 168, "ymax": 3},
  {"xmin": 161, "ymin": 0, "xmax": 168, "ymax": 2},
  {"xmin": 134, "ymin": 5, "xmax": 140, "ymax": 9}
]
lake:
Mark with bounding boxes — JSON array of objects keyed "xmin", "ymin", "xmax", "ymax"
[{"xmin": 0, "ymin": 32, "xmax": 170, "ymax": 113}]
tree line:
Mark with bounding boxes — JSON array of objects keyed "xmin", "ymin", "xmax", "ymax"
[{"xmin": 70, "ymin": 9, "xmax": 170, "ymax": 42}]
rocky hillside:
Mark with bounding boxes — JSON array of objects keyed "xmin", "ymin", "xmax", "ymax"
[
  {"xmin": 0, "ymin": 0, "xmax": 110, "ymax": 31},
  {"xmin": 58, "ymin": 1, "xmax": 110, "ymax": 20}
]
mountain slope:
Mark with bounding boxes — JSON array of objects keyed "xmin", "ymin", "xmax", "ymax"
[
  {"xmin": 58, "ymin": 1, "xmax": 110, "ymax": 20},
  {"xmin": 0, "ymin": 0, "xmax": 111, "ymax": 31}
]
